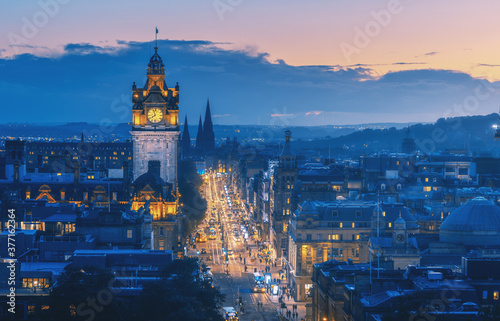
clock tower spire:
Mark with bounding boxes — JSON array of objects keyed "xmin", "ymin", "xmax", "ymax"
[{"xmin": 130, "ymin": 42, "xmax": 180, "ymax": 186}]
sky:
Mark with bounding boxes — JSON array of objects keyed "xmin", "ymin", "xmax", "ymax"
[{"xmin": 1, "ymin": 0, "xmax": 500, "ymax": 126}]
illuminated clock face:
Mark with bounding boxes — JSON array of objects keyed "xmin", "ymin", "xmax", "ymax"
[
  {"xmin": 147, "ymin": 108, "xmax": 163, "ymax": 123},
  {"xmin": 397, "ymin": 234, "xmax": 405, "ymax": 242}
]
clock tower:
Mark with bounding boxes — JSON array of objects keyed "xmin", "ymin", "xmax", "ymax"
[
  {"xmin": 130, "ymin": 46, "xmax": 180, "ymax": 187},
  {"xmin": 393, "ymin": 213, "xmax": 408, "ymax": 246}
]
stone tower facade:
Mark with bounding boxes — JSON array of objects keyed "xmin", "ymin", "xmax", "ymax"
[{"xmin": 130, "ymin": 46, "xmax": 180, "ymax": 187}]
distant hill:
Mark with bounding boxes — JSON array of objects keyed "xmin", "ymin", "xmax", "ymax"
[
  {"xmin": 0, "ymin": 115, "xmax": 499, "ymax": 157},
  {"xmin": 291, "ymin": 113, "xmax": 500, "ymax": 157}
]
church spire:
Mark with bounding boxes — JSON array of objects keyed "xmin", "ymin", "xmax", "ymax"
[
  {"xmin": 182, "ymin": 115, "xmax": 191, "ymax": 157},
  {"xmin": 203, "ymin": 98, "xmax": 215, "ymax": 153},
  {"xmin": 196, "ymin": 115, "xmax": 204, "ymax": 153}
]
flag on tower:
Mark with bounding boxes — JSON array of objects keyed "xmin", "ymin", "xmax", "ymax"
[{"xmin": 155, "ymin": 27, "xmax": 158, "ymax": 47}]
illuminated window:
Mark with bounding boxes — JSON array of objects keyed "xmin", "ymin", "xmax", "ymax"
[
  {"xmin": 352, "ymin": 222, "xmax": 355, "ymax": 228},
  {"xmin": 494, "ymin": 291, "xmax": 499, "ymax": 300},
  {"xmin": 388, "ymin": 222, "xmax": 392, "ymax": 228},
  {"xmin": 423, "ymin": 186, "xmax": 431, "ymax": 192},
  {"xmin": 286, "ymin": 209, "xmax": 290, "ymax": 215},
  {"xmin": 127, "ymin": 230, "xmax": 133, "ymax": 239},
  {"xmin": 328, "ymin": 234, "xmax": 340, "ymax": 240},
  {"xmin": 22, "ymin": 278, "xmax": 49, "ymax": 288},
  {"xmin": 382, "ymin": 211, "xmax": 386, "ymax": 217},
  {"xmin": 340, "ymin": 222, "xmax": 343, "ymax": 228},
  {"xmin": 287, "ymin": 198, "xmax": 290, "ymax": 204}
]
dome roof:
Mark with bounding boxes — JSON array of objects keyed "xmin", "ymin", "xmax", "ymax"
[
  {"xmin": 440, "ymin": 197, "xmax": 500, "ymax": 232},
  {"xmin": 148, "ymin": 48, "xmax": 165, "ymax": 75},
  {"xmin": 440, "ymin": 197, "xmax": 500, "ymax": 246},
  {"xmin": 395, "ymin": 216, "xmax": 406, "ymax": 225}
]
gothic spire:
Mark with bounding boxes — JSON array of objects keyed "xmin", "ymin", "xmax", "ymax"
[
  {"xmin": 182, "ymin": 115, "xmax": 191, "ymax": 157},
  {"xmin": 196, "ymin": 115, "xmax": 204, "ymax": 152},
  {"xmin": 203, "ymin": 98, "xmax": 215, "ymax": 152}
]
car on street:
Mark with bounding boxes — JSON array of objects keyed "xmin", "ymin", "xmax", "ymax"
[{"xmin": 253, "ymin": 283, "xmax": 266, "ymax": 293}]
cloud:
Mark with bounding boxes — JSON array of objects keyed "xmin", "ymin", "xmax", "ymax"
[
  {"xmin": 271, "ymin": 113, "xmax": 295, "ymax": 117},
  {"xmin": 306, "ymin": 111, "xmax": 323, "ymax": 116},
  {"xmin": 64, "ymin": 42, "xmax": 128, "ymax": 55},
  {"xmin": 425, "ymin": 51, "xmax": 438, "ymax": 56},
  {"xmin": 1, "ymin": 39, "xmax": 499, "ymax": 126},
  {"xmin": 477, "ymin": 64, "xmax": 500, "ymax": 68},
  {"xmin": 392, "ymin": 62, "xmax": 427, "ymax": 65}
]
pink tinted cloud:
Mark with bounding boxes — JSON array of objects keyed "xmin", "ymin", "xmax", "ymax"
[
  {"xmin": 271, "ymin": 113, "xmax": 295, "ymax": 117},
  {"xmin": 306, "ymin": 111, "xmax": 323, "ymax": 116}
]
